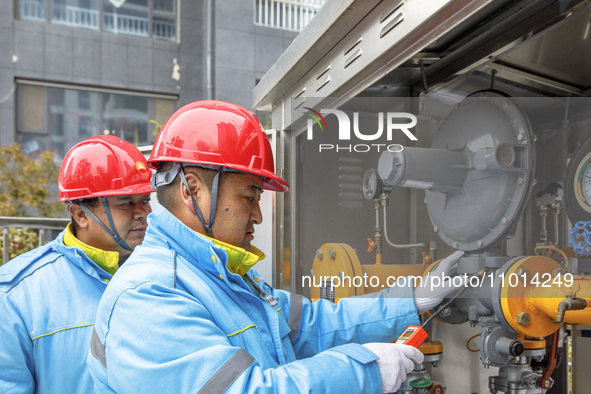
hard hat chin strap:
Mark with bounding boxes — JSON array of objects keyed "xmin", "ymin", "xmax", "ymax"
[
  {"xmin": 177, "ymin": 167, "xmax": 220, "ymax": 238},
  {"xmin": 152, "ymin": 162, "xmax": 248, "ymax": 238},
  {"xmin": 153, "ymin": 162, "xmax": 220, "ymax": 238},
  {"xmin": 77, "ymin": 198, "xmax": 132, "ymax": 251}
]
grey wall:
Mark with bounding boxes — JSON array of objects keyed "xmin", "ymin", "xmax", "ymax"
[
  {"xmin": 215, "ymin": 1, "xmax": 298, "ymax": 109},
  {"xmin": 0, "ymin": 1, "xmax": 17, "ymax": 146},
  {"xmin": 0, "ymin": 0, "xmax": 297, "ymax": 146}
]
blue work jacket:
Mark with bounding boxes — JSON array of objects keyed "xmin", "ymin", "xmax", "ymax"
[
  {"xmin": 0, "ymin": 228, "xmax": 113, "ymax": 394},
  {"xmin": 88, "ymin": 204, "xmax": 420, "ymax": 393}
]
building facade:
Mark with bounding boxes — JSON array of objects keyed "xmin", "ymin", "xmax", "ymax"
[{"xmin": 0, "ymin": 0, "xmax": 321, "ymax": 161}]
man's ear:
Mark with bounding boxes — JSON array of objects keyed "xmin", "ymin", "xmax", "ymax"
[
  {"xmin": 179, "ymin": 172, "xmax": 210, "ymax": 214},
  {"xmin": 68, "ymin": 204, "xmax": 91, "ymax": 229}
]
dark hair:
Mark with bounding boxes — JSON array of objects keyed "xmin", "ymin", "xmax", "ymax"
[{"xmin": 155, "ymin": 162, "xmax": 217, "ymax": 209}]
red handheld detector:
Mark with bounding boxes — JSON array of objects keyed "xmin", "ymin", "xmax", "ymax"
[
  {"xmin": 396, "ymin": 275, "xmax": 468, "ymax": 348},
  {"xmin": 395, "ymin": 325, "xmax": 428, "ymax": 348}
]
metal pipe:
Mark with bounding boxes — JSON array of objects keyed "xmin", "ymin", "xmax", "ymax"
[
  {"xmin": 554, "ymin": 297, "xmax": 588, "ymax": 324},
  {"xmin": 382, "ymin": 198, "xmax": 428, "ymax": 250},
  {"xmin": 0, "ymin": 216, "xmax": 70, "ymax": 228},
  {"xmin": 419, "ymin": 59, "xmax": 428, "ymax": 91},
  {"xmin": 553, "ymin": 206, "xmax": 559, "ymax": 247},
  {"xmin": 205, "ymin": 0, "xmax": 215, "ymax": 99},
  {"xmin": 373, "ymin": 200, "xmax": 382, "ymax": 264},
  {"xmin": 39, "ymin": 229, "xmax": 46, "ymax": 246},
  {"xmin": 375, "ymin": 200, "xmax": 379, "ymax": 230},
  {"xmin": 2, "ymin": 227, "xmax": 8, "ymax": 264},
  {"xmin": 539, "ymin": 207, "xmax": 548, "ymax": 245},
  {"xmin": 536, "ymin": 297, "xmax": 591, "ymax": 327}
]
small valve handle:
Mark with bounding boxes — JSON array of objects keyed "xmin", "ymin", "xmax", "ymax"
[
  {"xmin": 422, "ymin": 251, "xmax": 432, "ymax": 267},
  {"xmin": 367, "ymin": 238, "xmax": 377, "ymax": 253}
]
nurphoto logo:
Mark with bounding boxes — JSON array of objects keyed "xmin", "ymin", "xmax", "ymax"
[{"xmin": 304, "ymin": 108, "xmax": 418, "ymax": 153}]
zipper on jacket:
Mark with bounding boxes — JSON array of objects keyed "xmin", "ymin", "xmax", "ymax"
[{"xmin": 244, "ymin": 275, "xmax": 278, "ymax": 307}]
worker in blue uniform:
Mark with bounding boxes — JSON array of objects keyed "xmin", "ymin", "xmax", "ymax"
[
  {"xmin": 87, "ymin": 101, "xmax": 463, "ymax": 393},
  {"xmin": 0, "ymin": 135, "xmax": 154, "ymax": 393}
]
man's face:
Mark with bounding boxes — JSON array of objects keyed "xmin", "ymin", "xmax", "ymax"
[
  {"xmin": 85, "ymin": 194, "xmax": 152, "ymax": 257},
  {"xmin": 209, "ymin": 173, "xmax": 263, "ymax": 251}
]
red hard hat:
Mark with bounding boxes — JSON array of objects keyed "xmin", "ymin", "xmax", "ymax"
[
  {"xmin": 147, "ymin": 100, "xmax": 289, "ymax": 192},
  {"xmin": 58, "ymin": 135, "xmax": 154, "ymax": 201}
]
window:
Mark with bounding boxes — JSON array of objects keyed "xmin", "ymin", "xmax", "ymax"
[
  {"xmin": 103, "ymin": 0, "xmax": 149, "ymax": 38},
  {"xmin": 103, "ymin": 93, "xmax": 148, "ymax": 146},
  {"xmin": 52, "ymin": 0, "xmax": 99, "ymax": 29},
  {"xmin": 19, "ymin": 0, "xmax": 46, "ymax": 21},
  {"xmin": 18, "ymin": 0, "xmax": 176, "ymax": 41},
  {"xmin": 254, "ymin": 0, "xmax": 325, "ymax": 32},
  {"xmin": 18, "ymin": 85, "xmax": 45, "ymax": 132},
  {"xmin": 151, "ymin": 0, "xmax": 175, "ymax": 39},
  {"xmin": 16, "ymin": 82, "xmax": 177, "ymax": 161},
  {"xmin": 153, "ymin": 0, "xmax": 172, "ymax": 13},
  {"xmin": 153, "ymin": 98, "xmax": 175, "ymax": 126}
]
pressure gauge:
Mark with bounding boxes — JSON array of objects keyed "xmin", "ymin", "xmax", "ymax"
[
  {"xmin": 565, "ymin": 137, "xmax": 591, "ymax": 222},
  {"xmin": 362, "ymin": 169, "xmax": 383, "ymax": 200}
]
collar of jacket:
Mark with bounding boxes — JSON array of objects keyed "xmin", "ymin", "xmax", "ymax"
[
  {"xmin": 63, "ymin": 222, "xmax": 120, "ymax": 275},
  {"xmin": 146, "ymin": 204, "xmax": 265, "ymax": 277},
  {"xmin": 202, "ymin": 235, "xmax": 265, "ymax": 276}
]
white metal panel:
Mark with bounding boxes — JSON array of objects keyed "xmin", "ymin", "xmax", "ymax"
[{"xmin": 256, "ymin": 0, "xmax": 495, "ymax": 130}]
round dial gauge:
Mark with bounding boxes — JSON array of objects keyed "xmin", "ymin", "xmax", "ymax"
[
  {"xmin": 565, "ymin": 137, "xmax": 591, "ymax": 222},
  {"xmin": 363, "ymin": 169, "xmax": 383, "ymax": 200},
  {"xmin": 578, "ymin": 159, "xmax": 591, "ymax": 205}
]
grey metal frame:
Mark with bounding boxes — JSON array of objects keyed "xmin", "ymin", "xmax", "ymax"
[
  {"xmin": 256, "ymin": 0, "xmax": 500, "ymax": 292},
  {"xmin": 0, "ymin": 216, "xmax": 70, "ymax": 264}
]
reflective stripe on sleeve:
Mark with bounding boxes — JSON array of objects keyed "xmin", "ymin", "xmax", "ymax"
[
  {"xmin": 90, "ymin": 327, "xmax": 107, "ymax": 368},
  {"xmin": 288, "ymin": 293, "xmax": 304, "ymax": 342},
  {"xmin": 198, "ymin": 348, "xmax": 254, "ymax": 393}
]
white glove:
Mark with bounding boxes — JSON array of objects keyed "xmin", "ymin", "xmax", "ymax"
[
  {"xmin": 414, "ymin": 250, "xmax": 464, "ymax": 314},
  {"xmin": 362, "ymin": 342, "xmax": 424, "ymax": 393}
]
